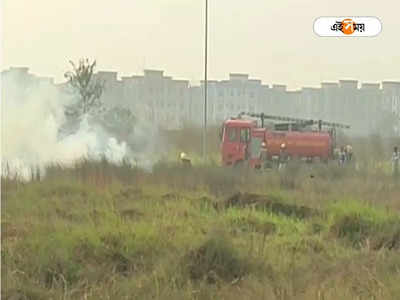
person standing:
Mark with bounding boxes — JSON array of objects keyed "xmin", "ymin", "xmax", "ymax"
[
  {"xmin": 180, "ymin": 152, "xmax": 192, "ymax": 167},
  {"xmin": 260, "ymin": 141, "xmax": 269, "ymax": 169},
  {"xmin": 345, "ymin": 145, "xmax": 353, "ymax": 162},
  {"xmin": 392, "ymin": 146, "xmax": 399, "ymax": 178},
  {"xmin": 278, "ymin": 143, "xmax": 289, "ymax": 170},
  {"xmin": 338, "ymin": 146, "xmax": 346, "ymax": 166}
]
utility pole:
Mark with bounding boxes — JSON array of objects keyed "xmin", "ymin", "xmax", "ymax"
[{"xmin": 202, "ymin": 0, "xmax": 208, "ymax": 160}]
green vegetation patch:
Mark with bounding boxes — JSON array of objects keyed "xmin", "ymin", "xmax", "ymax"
[
  {"xmin": 2, "ymin": 154, "xmax": 400, "ymax": 299},
  {"xmin": 225, "ymin": 207, "xmax": 306, "ymax": 236},
  {"xmin": 329, "ymin": 201, "xmax": 400, "ymax": 250}
]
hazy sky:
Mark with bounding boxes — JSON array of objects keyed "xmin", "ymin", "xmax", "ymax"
[{"xmin": 2, "ymin": 0, "xmax": 400, "ymax": 89}]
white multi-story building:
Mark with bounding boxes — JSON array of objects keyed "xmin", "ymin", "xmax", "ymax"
[
  {"xmin": 382, "ymin": 81, "xmax": 400, "ymax": 116},
  {"xmin": 2, "ymin": 67, "xmax": 400, "ymax": 135}
]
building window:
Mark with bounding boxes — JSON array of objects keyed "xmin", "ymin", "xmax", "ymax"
[{"xmin": 218, "ymin": 90, "xmax": 224, "ymax": 97}]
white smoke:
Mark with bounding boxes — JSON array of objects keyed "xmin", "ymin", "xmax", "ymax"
[
  {"xmin": 1, "ymin": 76, "xmax": 141, "ymax": 180},
  {"xmin": 57, "ymin": 115, "xmax": 129, "ymax": 163}
]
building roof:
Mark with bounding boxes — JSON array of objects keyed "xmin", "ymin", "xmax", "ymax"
[
  {"xmin": 229, "ymin": 73, "xmax": 249, "ymax": 81},
  {"xmin": 321, "ymin": 82, "xmax": 339, "ymax": 88},
  {"xmin": 339, "ymin": 79, "xmax": 358, "ymax": 83},
  {"xmin": 361, "ymin": 83, "xmax": 380, "ymax": 89},
  {"xmin": 382, "ymin": 81, "xmax": 400, "ymax": 85},
  {"xmin": 272, "ymin": 84, "xmax": 287, "ymax": 91},
  {"xmin": 144, "ymin": 69, "xmax": 164, "ymax": 77}
]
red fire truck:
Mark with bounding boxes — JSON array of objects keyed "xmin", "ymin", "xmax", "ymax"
[{"xmin": 220, "ymin": 112, "xmax": 350, "ymax": 168}]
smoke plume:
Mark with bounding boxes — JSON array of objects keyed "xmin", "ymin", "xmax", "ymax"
[{"xmin": 1, "ymin": 75, "xmax": 155, "ymax": 180}]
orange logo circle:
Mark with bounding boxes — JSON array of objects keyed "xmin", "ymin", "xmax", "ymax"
[{"xmin": 341, "ymin": 18, "xmax": 355, "ymax": 35}]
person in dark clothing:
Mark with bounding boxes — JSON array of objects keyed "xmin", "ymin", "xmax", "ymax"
[{"xmin": 338, "ymin": 146, "xmax": 346, "ymax": 166}]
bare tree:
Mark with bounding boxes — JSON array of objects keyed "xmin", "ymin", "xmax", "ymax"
[{"xmin": 64, "ymin": 58, "xmax": 104, "ymax": 116}]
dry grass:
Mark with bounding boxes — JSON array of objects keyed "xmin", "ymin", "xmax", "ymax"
[{"xmin": 2, "ymin": 131, "xmax": 400, "ymax": 300}]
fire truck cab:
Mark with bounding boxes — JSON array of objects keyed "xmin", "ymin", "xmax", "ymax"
[{"xmin": 220, "ymin": 119, "xmax": 263, "ymax": 168}]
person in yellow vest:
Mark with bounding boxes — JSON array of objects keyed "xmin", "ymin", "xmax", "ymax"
[
  {"xmin": 180, "ymin": 152, "xmax": 192, "ymax": 167},
  {"xmin": 260, "ymin": 141, "xmax": 270, "ymax": 169}
]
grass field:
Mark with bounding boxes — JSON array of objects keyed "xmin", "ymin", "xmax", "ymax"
[{"xmin": 2, "ymin": 131, "xmax": 400, "ymax": 300}]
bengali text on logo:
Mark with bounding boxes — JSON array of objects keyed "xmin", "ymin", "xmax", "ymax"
[{"xmin": 314, "ymin": 17, "xmax": 381, "ymax": 37}]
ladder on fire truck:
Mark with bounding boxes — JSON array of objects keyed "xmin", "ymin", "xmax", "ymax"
[{"xmin": 237, "ymin": 112, "xmax": 350, "ymax": 131}]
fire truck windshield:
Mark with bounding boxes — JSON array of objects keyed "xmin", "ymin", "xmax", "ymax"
[{"xmin": 226, "ymin": 127, "xmax": 238, "ymax": 142}]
